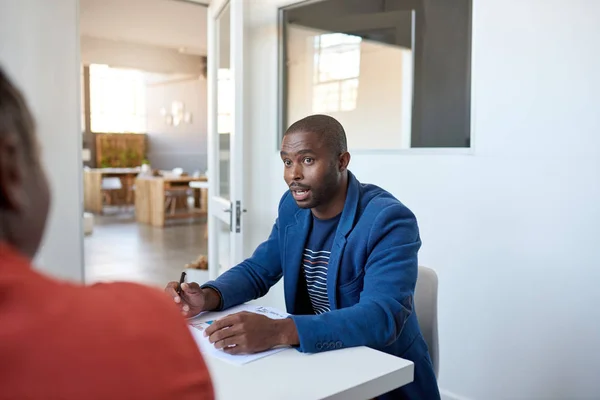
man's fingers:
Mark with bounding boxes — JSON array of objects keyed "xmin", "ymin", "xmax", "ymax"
[
  {"xmin": 223, "ymin": 344, "xmax": 247, "ymax": 355},
  {"xmin": 181, "ymin": 282, "xmax": 201, "ymax": 294},
  {"xmin": 208, "ymin": 322, "xmax": 241, "ymax": 344},
  {"xmin": 164, "ymin": 282, "xmax": 181, "ymax": 303},
  {"xmin": 204, "ymin": 315, "xmax": 235, "ymax": 336},
  {"xmin": 204, "ymin": 311, "xmax": 252, "ymax": 335},
  {"xmin": 165, "ymin": 281, "xmax": 179, "ymax": 292},
  {"xmin": 214, "ymin": 336, "xmax": 239, "ymax": 350},
  {"xmin": 209, "ymin": 325, "xmax": 239, "ymax": 344}
]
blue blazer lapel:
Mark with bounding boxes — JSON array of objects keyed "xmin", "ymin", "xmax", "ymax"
[
  {"xmin": 283, "ymin": 208, "xmax": 311, "ymax": 313},
  {"xmin": 327, "ymin": 171, "xmax": 361, "ymax": 310}
]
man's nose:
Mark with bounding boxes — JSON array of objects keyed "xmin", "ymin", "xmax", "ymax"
[{"xmin": 289, "ymin": 163, "xmax": 303, "ymax": 181}]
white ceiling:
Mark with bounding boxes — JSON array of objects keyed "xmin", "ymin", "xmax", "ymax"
[{"xmin": 80, "ymin": 0, "xmax": 208, "ymax": 56}]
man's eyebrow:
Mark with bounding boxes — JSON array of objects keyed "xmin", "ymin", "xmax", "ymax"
[
  {"xmin": 297, "ymin": 149, "xmax": 316, "ymax": 155},
  {"xmin": 280, "ymin": 149, "xmax": 316, "ymax": 157}
]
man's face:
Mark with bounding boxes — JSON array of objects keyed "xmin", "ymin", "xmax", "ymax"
[
  {"xmin": 0, "ymin": 136, "xmax": 51, "ymax": 258},
  {"xmin": 280, "ymin": 130, "xmax": 342, "ymax": 210}
]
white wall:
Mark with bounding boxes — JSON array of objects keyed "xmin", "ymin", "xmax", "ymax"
[
  {"xmin": 80, "ymin": 0, "xmax": 208, "ymax": 56},
  {"xmin": 243, "ymin": 0, "xmax": 600, "ymax": 399},
  {"xmin": 145, "ymin": 75, "xmax": 208, "ymax": 173},
  {"xmin": 81, "ymin": 36, "xmax": 206, "ymax": 76},
  {"xmin": 0, "ymin": 0, "xmax": 83, "ymax": 282},
  {"xmin": 286, "ymin": 24, "xmax": 411, "ymax": 149}
]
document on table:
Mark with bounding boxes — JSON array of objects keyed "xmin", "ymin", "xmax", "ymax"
[{"xmin": 187, "ymin": 304, "xmax": 290, "ymax": 366}]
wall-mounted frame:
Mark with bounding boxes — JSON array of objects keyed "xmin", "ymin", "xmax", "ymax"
[{"xmin": 277, "ymin": 0, "xmax": 473, "ymax": 152}]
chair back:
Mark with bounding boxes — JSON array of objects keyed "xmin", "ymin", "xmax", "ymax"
[
  {"xmin": 415, "ymin": 266, "xmax": 439, "ymax": 378},
  {"xmin": 101, "ymin": 177, "xmax": 122, "ymax": 190}
]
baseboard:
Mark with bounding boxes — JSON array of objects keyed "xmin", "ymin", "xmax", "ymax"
[{"xmin": 440, "ymin": 388, "xmax": 473, "ymax": 400}]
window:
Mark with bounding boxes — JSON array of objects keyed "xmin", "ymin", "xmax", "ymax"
[
  {"xmin": 312, "ymin": 33, "xmax": 361, "ymax": 113},
  {"xmin": 216, "ymin": 2, "xmax": 232, "ymax": 200},
  {"xmin": 89, "ymin": 64, "xmax": 147, "ymax": 133},
  {"xmin": 280, "ymin": 0, "xmax": 472, "ymax": 149},
  {"xmin": 217, "ymin": 68, "xmax": 232, "ymax": 134}
]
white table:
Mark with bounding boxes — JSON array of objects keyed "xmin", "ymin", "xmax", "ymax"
[
  {"xmin": 189, "ymin": 181, "xmax": 209, "ymax": 190},
  {"xmin": 191, "ymin": 306, "xmax": 414, "ymax": 399}
]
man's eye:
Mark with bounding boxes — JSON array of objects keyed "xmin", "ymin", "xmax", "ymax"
[
  {"xmin": 283, "ymin": 160, "xmax": 292, "ymax": 166},
  {"xmin": 303, "ymin": 157, "xmax": 313, "ymax": 164}
]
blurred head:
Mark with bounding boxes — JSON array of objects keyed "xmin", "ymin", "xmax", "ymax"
[
  {"xmin": 0, "ymin": 67, "xmax": 50, "ymax": 258},
  {"xmin": 280, "ymin": 114, "xmax": 350, "ymax": 219}
]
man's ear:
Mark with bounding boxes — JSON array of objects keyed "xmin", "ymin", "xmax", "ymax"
[
  {"xmin": 0, "ymin": 134, "xmax": 25, "ymax": 212},
  {"xmin": 338, "ymin": 151, "xmax": 351, "ymax": 172}
]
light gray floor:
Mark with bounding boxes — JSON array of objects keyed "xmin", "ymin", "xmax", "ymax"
[{"xmin": 84, "ymin": 209, "xmax": 209, "ymax": 289}]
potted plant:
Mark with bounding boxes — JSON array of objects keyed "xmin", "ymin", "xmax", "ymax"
[{"xmin": 141, "ymin": 158, "xmax": 151, "ymax": 174}]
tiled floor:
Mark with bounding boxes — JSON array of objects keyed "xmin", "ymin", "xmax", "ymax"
[{"xmin": 84, "ymin": 209, "xmax": 209, "ymax": 289}]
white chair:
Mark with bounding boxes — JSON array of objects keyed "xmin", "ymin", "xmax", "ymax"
[
  {"xmin": 415, "ymin": 266, "xmax": 439, "ymax": 378},
  {"xmin": 172, "ymin": 167, "xmax": 184, "ymax": 176},
  {"xmin": 101, "ymin": 177, "xmax": 123, "ymax": 207},
  {"xmin": 101, "ymin": 177, "xmax": 122, "ymax": 190},
  {"xmin": 165, "ymin": 188, "xmax": 189, "ymax": 215}
]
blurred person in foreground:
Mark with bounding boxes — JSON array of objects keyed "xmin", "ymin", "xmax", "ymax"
[{"xmin": 0, "ymin": 66, "xmax": 213, "ymax": 400}]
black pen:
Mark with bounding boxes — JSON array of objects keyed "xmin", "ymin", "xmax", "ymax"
[{"xmin": 176, "ymin": 271, "xmax": 186, "ymax": 295}]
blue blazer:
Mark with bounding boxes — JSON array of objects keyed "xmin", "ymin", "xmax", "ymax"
[{"xmin": 202, "ymin": 171, "xmax": 440, "ymax": 399}]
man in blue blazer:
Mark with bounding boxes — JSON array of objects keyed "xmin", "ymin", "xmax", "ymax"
[{"xmin": 166, "ymin": 115, "xmax": 440, "ymax": 399}]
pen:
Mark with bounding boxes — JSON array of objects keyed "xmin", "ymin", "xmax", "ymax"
[{"xmin": 176, "ymin": 271, "xmax": 186, "ymax": 295}]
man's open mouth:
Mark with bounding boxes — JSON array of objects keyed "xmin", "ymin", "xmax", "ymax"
[{"xmin": 291, "ymin": 188, "xmax": 310, "ymax": 201}]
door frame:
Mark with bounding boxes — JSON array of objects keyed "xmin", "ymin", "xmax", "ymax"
[{"xmin": 207, "ymin": 0, "xmax": 246, "ymax": 280}]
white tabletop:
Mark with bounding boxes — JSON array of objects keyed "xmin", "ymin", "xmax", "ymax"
[
  {"xmin": 192, "ymin": 306, "xmax": 414, "ymax": 400},
  {"xmin": 189, "ymin": 181, "xmax": 209, "ymax": 189}
]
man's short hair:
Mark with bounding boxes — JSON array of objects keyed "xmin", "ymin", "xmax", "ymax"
[
  {"xmin": 284, "ymin": 114, "xmax": 348, "ymax": 156},
  {"xmin": 0, "ymin": 66, "xmax": 37, "ymax": 162}
]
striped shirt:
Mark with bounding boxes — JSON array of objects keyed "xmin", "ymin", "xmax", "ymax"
[
  {"xmin": 302, "ymin": 213, "xmax": 341, "ymax": 315},
  {"xmin": 303, "ymin": 249, "xmax": 331, "ymax": 314}
]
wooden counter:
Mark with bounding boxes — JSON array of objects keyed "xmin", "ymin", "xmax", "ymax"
[
  {"xmin": 134, "ymin": 175, "xmax": 208, "ymax": 227},
  {"xmin": 83, "ymin": 168, "xmax": 140, "ymax": 214}
]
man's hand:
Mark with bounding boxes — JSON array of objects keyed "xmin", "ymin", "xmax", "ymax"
[
  {"xmin": 204, "ymin": 312, "xmax": 299, "ymax": 354},
  {"xmin": 164, "ymin": 282, "xmax": 220, "ymax": 317}
]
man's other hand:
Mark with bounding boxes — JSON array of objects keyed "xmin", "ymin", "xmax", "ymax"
[{"xmin": 203, "ymin": 311, "xmax": 298, "ymax": 354}]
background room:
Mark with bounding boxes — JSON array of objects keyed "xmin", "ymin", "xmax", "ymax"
[{"xmin": 79, "ymin": 0, "xmax": 212, "ymax": 286}]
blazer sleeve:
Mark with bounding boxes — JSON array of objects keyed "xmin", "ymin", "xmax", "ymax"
[
  {"xmin": 200, "ymin": 198, "xmax": 285, "ymax": 310},
  {"xmin": 290, "ymin": 203, "xmax": 420, "ymax": 353}
]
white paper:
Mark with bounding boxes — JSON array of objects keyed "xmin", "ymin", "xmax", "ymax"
[{"xmin": 187, "ymin": 304, "xmax": 290, "ymax": 366}]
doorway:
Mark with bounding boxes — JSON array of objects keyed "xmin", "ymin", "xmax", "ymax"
[{"xmin": 80, "ymin": 0, "xmax": 211, "ymax": 288}]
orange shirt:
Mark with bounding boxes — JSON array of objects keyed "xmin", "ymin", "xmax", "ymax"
[{"xmin": 0, "ymin": 243, "xmax": 213, "ymax": 400}]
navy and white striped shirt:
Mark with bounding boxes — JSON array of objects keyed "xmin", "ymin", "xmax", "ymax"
[{"xmin": 302, "ymin": 213, "xmax": 341, "ymax": 315}]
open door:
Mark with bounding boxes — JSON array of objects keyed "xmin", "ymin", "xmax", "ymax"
[{"xmin": 206, "ymin": 0, "xmax": 246, "ymax": 280}]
